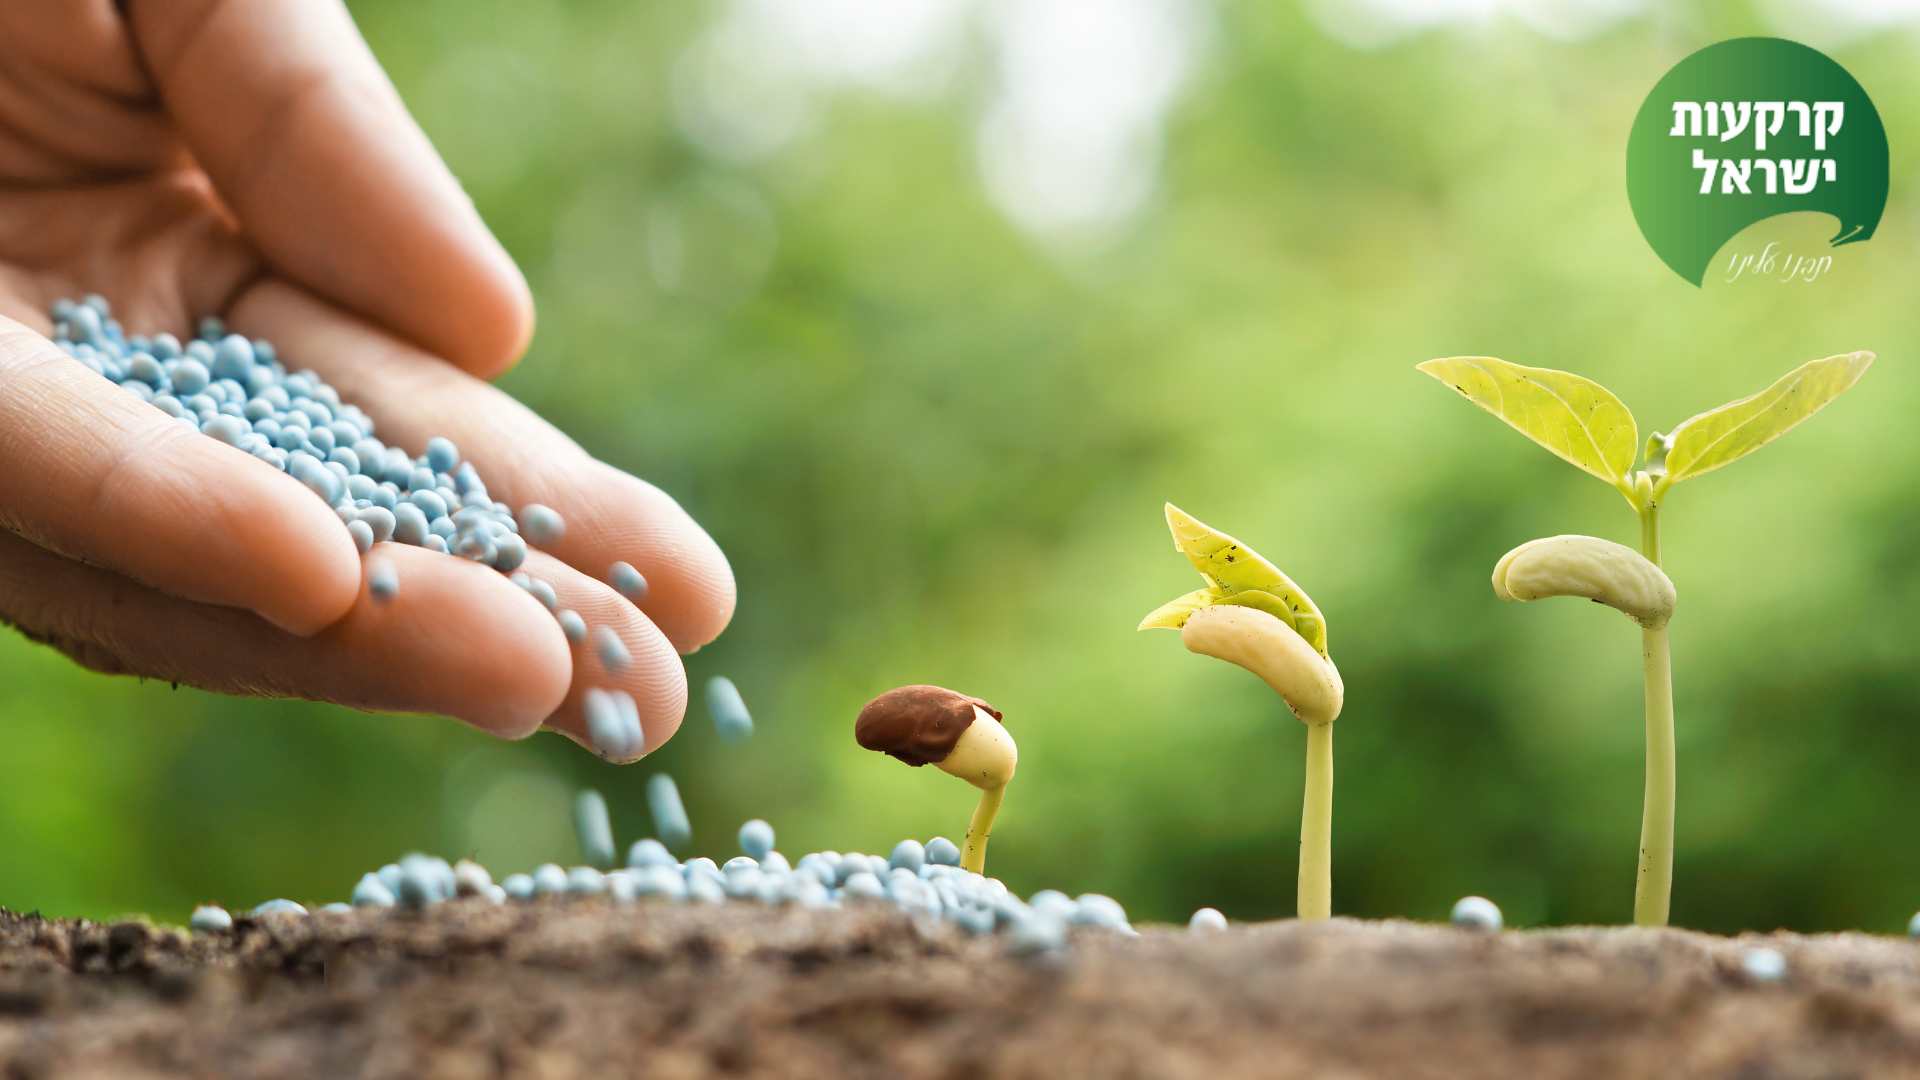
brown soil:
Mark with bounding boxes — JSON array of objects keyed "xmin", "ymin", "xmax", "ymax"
[{"xmin": 2, "ymin": 903, "xmax": 1919, "ymax": 1079}]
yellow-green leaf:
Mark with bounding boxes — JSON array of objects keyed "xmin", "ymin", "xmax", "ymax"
[
  {"xmin": 1138, "ymin": 588, "xmax": 1215, "ymax": 631},
  {"xmin": 1657, "ymin": 352, "xmax": 1873, "ymax": 494},
  {"xmin": 1159, "ymin": 504, "xmax": 1329, "ymax": 655},
  {"xmin": 1417, "ymin": 357, "xmax": 1639, "ymax": 491}
]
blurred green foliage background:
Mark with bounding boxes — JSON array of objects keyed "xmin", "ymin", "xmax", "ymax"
[{"xmin": 2, "ymin": 0, "xmax": 1914, "ymax": 934}]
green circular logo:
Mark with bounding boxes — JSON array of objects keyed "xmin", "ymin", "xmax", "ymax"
[{"xmin": 1627, "ymin": 37, "xmax": 1888, "ymax": 286}]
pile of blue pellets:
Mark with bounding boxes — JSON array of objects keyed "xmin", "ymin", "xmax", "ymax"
[
  {"xmin": 50, "ymin": 296, "xmax": 650, "ymax": 757},
  {"xmin": 189, "ymin": 781, "xmax": 1146, "ymax": 954}
]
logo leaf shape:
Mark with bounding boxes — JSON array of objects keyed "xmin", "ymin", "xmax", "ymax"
[
  {"xmin": 1655, "ymin": 351, "xmax": 1874, "ymax": 495},
  {"xmin": 1417, "ymin": 357, "xmax": 1639, "ymax": 494}
]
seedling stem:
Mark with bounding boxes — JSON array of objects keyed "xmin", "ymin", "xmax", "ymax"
[
  {"xmin": 1634, "ymin": 497, "xmax": 1674, "ymax": 926},
  {"xmin": 1300, "ymin": 722, "xmax": 1333, "ymax": 920}
]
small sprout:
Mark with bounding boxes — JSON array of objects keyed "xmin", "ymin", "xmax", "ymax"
[
  {"xmin": 707, "ymin": 676, "xmax": 754, "ymax": 741},
  {"xmin": 1141, "ymin": 504, "xmax": 1343, "ymax": 920},
  {"xmin": 856, "ymin": 686, "xmax": 1017, "ymax": 875},
  {"xmin": 189, "ymin": 905, "xmax": 232, "ymax": 933},
  {"xmin": 610, "ymin": 561, "xmax": 649, "ymax": 602},
  {"xmin": 367, "ymin": 558, "xmax": 399, "ymax": 603},
  {"xmin": 573, "ymin": 789, "xmax": 616, "ymax": 868},
  {"xmin": 1188, "ymin": 907, "xmax": 1228, "ymax": 932},
  {"xmin": 521, "ymin": 503, "xmax": 566, "ymax": 546},
  {"xmin": 646, "ymin": 773, "xmax": 693, "ymax": 851},
  {"xmin": 925, "ymin": 836, "xmax": 961, "ymax": 867},
  {"xmin": 738, "ymin": 819, "xmax": 775, "ymax": 860},
  {"xmin": 1450, "ymin": 895, "xmax": 1503, "ymax": 932},
  {"xmin": 1419, "ymin": 352, "xmax": 1872, "ymax": 927},
  {"xmin": 1742, "ymin": 946, "xmax": 1788, "ymax": 983}
]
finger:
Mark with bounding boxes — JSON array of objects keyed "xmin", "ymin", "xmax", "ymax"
[
  {"xmin": 516, "ymin": 551, "xmax": 687, "ymax": 761},
  {"xmin": 231, "ymin": 282, "xmax": 738, "ymax": 654},
  {"xmin": 0, "ymin": 317, "xmax": 359, "ymax": 635},
  {"xmin": 0, "ymin": 530, "xmax": 571, "ymax": 736},
  {"xmin": 126, "ymin": 0, "xmax": 532, "ymax": 377}
]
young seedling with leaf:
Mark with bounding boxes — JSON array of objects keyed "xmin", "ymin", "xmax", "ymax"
[
  {"xmin": 1141, "ymin": 504, "xmax": 1344, "ymax": 920},
  {"xmin": 1417, "ymin": 351, "xmax": 1873, "ymax": 926}
]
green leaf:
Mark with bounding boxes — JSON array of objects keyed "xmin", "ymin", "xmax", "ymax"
[
  {"xmin": 1417, "ymin": 357, "xmax": 1639, "ymax": 491},
  {"xmin": 1138, "ymin": 588, "xmax": 1214, "ymax": 631},
  {"xmin": 1657, "ymin": 352, "xmax": 1874, "ymax": 493},
  {"xmin": 1157, "ymin": 504, "xmax": 1329, "ymax": 655}
]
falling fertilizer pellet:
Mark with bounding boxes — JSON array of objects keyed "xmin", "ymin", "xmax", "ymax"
[
  {"xmin": 574, "ymin": 789, "xmax": 616, "ymax": 868},
  {"xmin": 646, "ymin": 774, "xmax": 693, "ymax": 851},
  {"xmin": 707, "ymin": 676, "xmax": 753, "ymax": 741}
]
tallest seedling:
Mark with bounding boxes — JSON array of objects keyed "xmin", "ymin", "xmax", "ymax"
[{"xmin": 1418, "ymin": 351, "xmax": 1873, "ymax": 925}]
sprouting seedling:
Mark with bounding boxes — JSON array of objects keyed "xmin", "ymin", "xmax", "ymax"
[
  {"xmin": 855, "ymin": 685, "xmax": 1016, "ymax": 875},
  {"xmin": 1418, "ymin": 351, "xmax": 1873, "ymax": 926},
  {"xmin": 1139, "ymin": 504, "xmax": 1344, "ymax": 921}
]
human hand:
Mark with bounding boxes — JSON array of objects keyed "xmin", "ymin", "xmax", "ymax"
[{"xmin": 0, "ymin": 1, "xmax": 734, "ymax": 753}]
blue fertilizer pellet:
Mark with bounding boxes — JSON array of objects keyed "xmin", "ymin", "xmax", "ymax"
[
  {"xmin": 566, "ymin": 866, "xmax": 606, "ymax": 895},
  {"xmin": 925, "ymin": 836, "xmax": 960, "ymax": 867},
  {"xmin": 1188, "ymin": 907, "xmax": 1228, "ymax": 932},
  {"xmin": 189, "ymin": 905, "xmax": 233, "ymax": 932},
  {"xmin": 527, "ymin": 576, "xmax": 556, "ymax": 611},
  {"xmin": 627, "ymin": 839, "xmax": 674, "ymax": 871},
  {"xmin": 352, "ymin": 873, "xmax": 396, "ymax": 908},
  {"xmin": 556, "ymin": 609, "xmax": 587, "ymax": 645},
  {"xmin": 368, "ymin": 559, "xmax": 399, "ymax": 602},
  {"xmin": 583, "ymin": 690, "xmax": 634, "ymax": 760},
  {"xmin": 1450, "ymin": 895, "xmax": 1503, "ymax": 932},
  {"xmin": 251, "ymin": 899, "xmax": 307, "ymax": 918},
  {"xmin": 532, "ymin": 863, "xmax": 568, "ymax": 896},
  {"xmin": 686, "ymin": 874, "xmax": 726, "ymax": 905},
  {"xmin": 1072, "ymin": 894, "xmax": 1130, "ymax": 931},
  {"xmin": 609, "ymin": 561, "xmax": 648, "ymax": 602},
  {"xmin": 1008, "ymin": 912, "xmax": 1068, "ymax": 955},
  {"xmin": 426, "ymin": 437, "xmax": 459, "ymax": 474},
  {"xmin": 359, "ymin": 506, "xmax": 397, "ymax": 543},
  {"xmin": 521, "ymin": 504, "xmax": 565, "ymax": 546},
  {"xmin": 502, "ymin": 873, "xmax": 535, "ymax": 901},
  {"xmin": 646, "ymin": 774, "xmax": 692, "ymax": 851},
  {"xmin": 738, "ymin": 819, "xmax": 775, "ymax": 860},
  {"xmin": 706, "ymin": 676, "xmax": 753, "ymax": 741},
  {"xmin": 889, "ymin": 839, "xmax": 926, "ymax": 874},
  {"xmin": 202, "ymin": 414, "xmax": 248, "ymax": 446},
  {"xmin": 592, "ymin": 627, "xmax": 631, "ymax": 672},
  {"xmin": 1743, "ymin": 947, "xmax": 1787, "ymax": 983},
  {"xmin": 492, "ymin": 532, "xmax": 527, "ymax": 572},
  {"xmin": 348, "ymin": 519, "xmax": 374, "ymax": 554},
  {"xmin": 574, "ymin": 789, "xmax": 616, "ymax": 868},
  {"xmin": 318, "ymin": 902, "xmax": 352, "ymax": 915}
]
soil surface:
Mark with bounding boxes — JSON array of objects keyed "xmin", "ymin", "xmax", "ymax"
[{"xmin": 3, "ymin": 902, "xmax": 1919, "ymax": 1078}]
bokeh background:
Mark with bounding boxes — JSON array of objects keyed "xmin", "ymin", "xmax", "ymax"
[{"xmin": 2, "ymin": 0, "xmax": 1915, "ymax": 933}]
